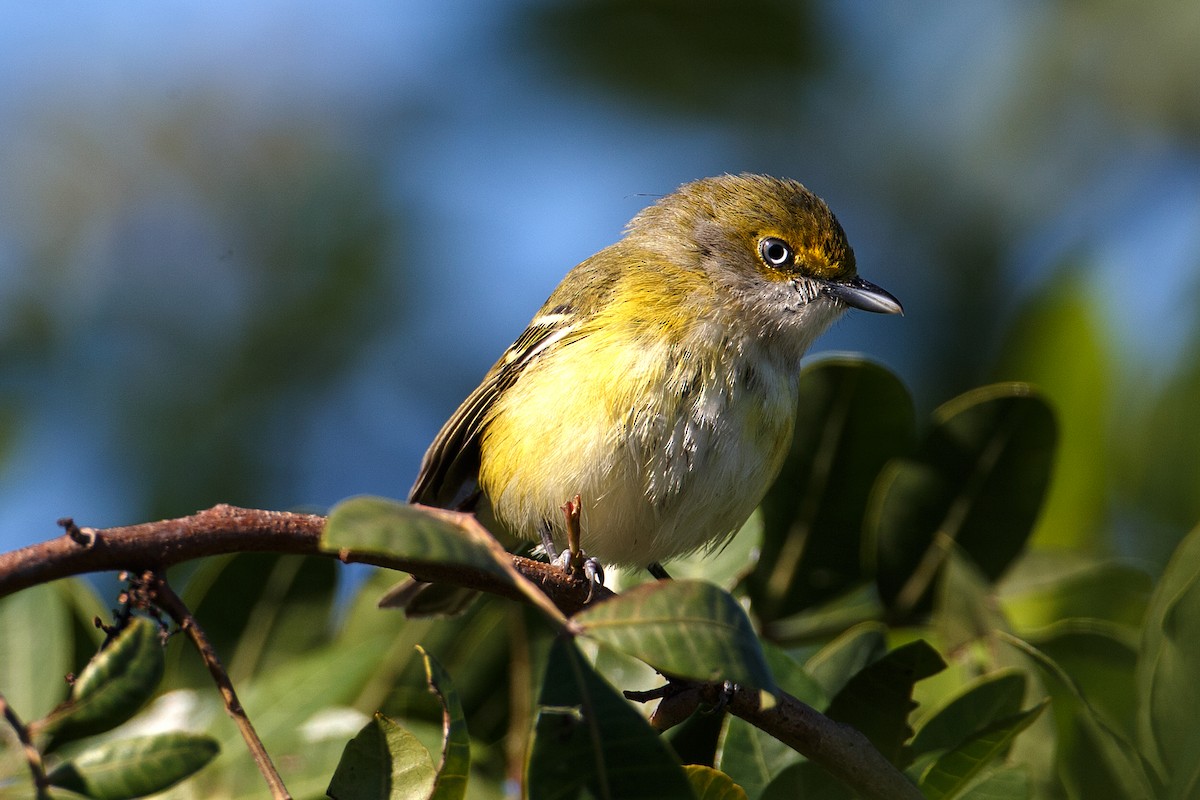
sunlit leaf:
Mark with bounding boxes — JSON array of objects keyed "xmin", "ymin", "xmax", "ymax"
[
  {"xmin": 35, "ymin": 616, "xmax": 164, "ymax": 751},
  {"xmin": 324, "ymin": 497, "xmax": 514, "ymax": 585},
  {"xmin": 685, "ymin": 765, "xmax": 747, "ymax": 800},
  {"xmin": 1002, "ymin": 561, "xmax": 1152, "ymax": 634},
  {"xmin": 0, "ymin": 581, "xmax": 72, "ymax": 719},
  {"xmin": 327, "ymin": 712, "xmax": 436, "ymax": 800},
  {"xmin": 574, "ymin": 580, "xmax": 775, "ymax": 693},
  {"xmin": 419, "ymin": 646, "xmax": 469, "ymax": 800},
  {"xmin": 748, "ymin": 357, "xmax": 915, "ymax": 621},
  {"xmin": 866, "ymin": 385, "xmax": 1056, "ymax": 618},
  {"xmin": 526, "ymin": 636, "xmax": 692, "ymax": 799},
  {"xmin": 993, "ymin": 282, "xmax": 1112, "ymax": 549},
  {"xmin": 46, "ymin": 733, "xmax": 218, "ymax": 800}
]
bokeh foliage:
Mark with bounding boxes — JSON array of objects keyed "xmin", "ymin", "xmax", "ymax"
[{"xmin": 2, "ymin": 0, "xmax": 1199, "ymax": 797}]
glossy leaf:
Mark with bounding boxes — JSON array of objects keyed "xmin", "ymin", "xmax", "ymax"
[
  {"xmin": 866, "ymin": 385, "xmax": 1056, "ymax": 617},
  {"xmin": 35, "ymin": 616, "xmax": 164, "ymax": 750},
  {"xmin": 526, "ymin": 636, "xmax": 692, "ymax": 800},
  {"xmin": 46, "ymin": 733, "xmax": 218, "ymax": 800},
  {"xmin": 686, "ymin": 765, "xmax": 748, "ymax": 800},
  {"xmin": 419, "ymin": 646, "xmax": 470, "ymax": 800},
  {"xmin": 1137, "ymin": 521, "xmax": 1200, "ymax": 786},
  {"xmin": 823, "ymin": 640, "xmax": 946, "ymax": 765},
  {"xmin": 748, "ymin": 357, "xmax": 915, "ymax": 621},
  {"xmin": 910, "ymin": 670, "xmax": 1027, "ymax": 758},
  {"xmin": 919, "ymin": 700, "xmax": 1047, "ymax": 800},
  {"xmin": 324, "ymin": 497, "xmax": 514, "ymax": 583},
  {"xmin": 574, "ymin": 579, "xmax": 775, "ymax": 693},
  {"xmin": 326, "ymin": 712, "xmax": 436, "ymax": 800}
]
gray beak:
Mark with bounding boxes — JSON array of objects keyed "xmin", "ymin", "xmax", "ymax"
[{"xmin": 821, "ymin": 275, "xmax": 904, "ymax": 315}]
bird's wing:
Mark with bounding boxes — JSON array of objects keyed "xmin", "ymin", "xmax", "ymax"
[{"xmin": 408, "ymin": 308, "xmax": 581, "ymax": 508}]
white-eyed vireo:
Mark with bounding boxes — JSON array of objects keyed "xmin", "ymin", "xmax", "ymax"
[{"xmin": 410, "ymin": 174, "xmax": 901, "ymax": 579}]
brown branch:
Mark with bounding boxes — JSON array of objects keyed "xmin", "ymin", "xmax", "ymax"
[
  {"xmin": 0, "ymin": 690, "xmax": 50, "ymax": 799},
  {"xmin": 631, "ymin": 680, "xmax": 924, "ymax": 800},
  {"xmin": 146, "ymin": 572, "xmax": 291, "ymax": 800},
  {"xmin": 0, "ymin": 504, "xmax": 606, "ymax": 614},
  {"xmin": 1, "ymin": 505, "xmax": 915, "ymax": 799}
]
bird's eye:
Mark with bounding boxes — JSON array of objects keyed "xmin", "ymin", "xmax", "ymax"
[{"xmin": 759, "ymin": 237, "xmax": 793, "ymax": 268}]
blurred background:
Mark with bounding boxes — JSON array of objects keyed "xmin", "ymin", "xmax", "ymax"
[{"xmin": 1, "ymin": 0, "xmax": 1198, "ymax": 577}]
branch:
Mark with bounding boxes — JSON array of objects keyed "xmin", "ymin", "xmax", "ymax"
[
  {"xmin": 0, "ymin": 691, "xmax": 50, "ymax": 800},
  {"xmin": 0, "ymin": 504, "xmax": 606, "ymax": 614},
  {"xmin": 630, "ymin": 680, "xmax": 924, "ymax": 800},
  {"xmin": 146, "ymin": 572, "xmax": 291, "ymax": 800}
]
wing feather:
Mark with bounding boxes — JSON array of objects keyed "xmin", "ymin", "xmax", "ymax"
[{"xmin": 408, "ymin": 314, "xmax": 579, "ymax": 507}]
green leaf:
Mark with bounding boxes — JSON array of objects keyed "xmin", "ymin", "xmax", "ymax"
[
  {"xmin": 919, "ymin": 700, "xmax": 1047, "ymax": 800},
  {"xmin": 167, "ymin": 552, "xmax": 337, "ymax": 688},
  {"xmin": 748, "ymin": 357, "xmax": 915, "ymax": 621},
  {"xmin": 804, "ymin": 622, "xmax": 887, "ymax": 698},
  {"xmin": 866, "ymin": 385, "xmax": 1056, "ymax": 617},
  {"xmin": 1137, "ymin": 521, "xmax": 1200, "ymax": 786},
  {"xmin": 760, "ymin": 761, "xmax": 855, "ymax": 800},
  {"xmin": 326, "ymin": 712, "xmax": 436, "ymax": 800},
  {"xmin": 1030, "ymin": 619, "xmax": 1137, "ymax": 737},
  {"xmin": 718, "ymin": 715, "xmax": 801, "ymax": 800},
  {"xmin": 685, "ymin": 765, "xmax": 748, "ymax": 800},
  {"xmin": 323, "ymin": 497, "xmax": 514, "ymax": 585},
  {"xmin": 46, "ymin": 732, "xmax": 218, "ymax": 800},
  {"xmin": 1005, "ymin": 633, "xmax": 1154, "ymax": 799},
  {"xmin": 0, "ymin": 581, "xmax": 72, "ymax": 719},
  {"xmin": 957, "ymin": 766, "xmax": 1030, "ymax": 799},
  {"xmin": 35, "ymin": 616, "xmax": 164, "ymax": 750},
  {"xmin": 1003, "ymin": 561, "xmax": 1152, "ymax": 634},
  {"xmin": 419, "ymin": 646, "xmax": 470, "ymax": 800},
  {"xmin": 993, "ymin": 281, "xmax": 1113, "ymax": 549},
  {"xmin": 823, "ymin": 640, "xmax": 946, "ymax": 765},
  {"xmin": 573, "ymin": 580, "xmax": 775, "ymax": 693},
  {"xmin": 716, "ymin": 643, "xmax": 824, "ymax": 799},
  {"xmin": 910, "ymin": 670, "xmax": 1027, "ymax": 758},
  {"xmin": 526, "ymin": 636, "xmax": 693, "ymax": 800},
  {"xmin": 932, "ymin": 549, "xmax": 1009, "ymax": 654}
]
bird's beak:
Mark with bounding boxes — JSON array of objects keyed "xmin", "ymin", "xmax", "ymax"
[{"xmin": 821, "ymin": 275, "xmax": 903, "ymax": 315}]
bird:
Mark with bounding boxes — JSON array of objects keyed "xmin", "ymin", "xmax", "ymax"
[{"xmin": 405, "ymin": 173, "xmax": 901, "ymax": 598}]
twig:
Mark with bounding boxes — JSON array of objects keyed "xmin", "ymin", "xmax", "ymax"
[
  {"xmin": 147, "ymin": 573, "xmax": 292, "ymax": 800},
  {"xmin": 629, "ymin": 680, "xmax": 924, "ymax": 800},
  {"xmin": 0, "ymin": 504, "xmax": 608, "ymax": 614},
  {"xmin": 0, "ymin": 691, "xmax": 50, "ymax": 799}
]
